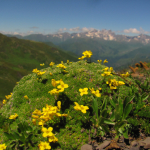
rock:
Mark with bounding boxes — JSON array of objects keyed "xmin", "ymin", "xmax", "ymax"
[
  {"xmin": 80, "ymin": 136, "xmax": 150, "ymax": 150},
  {"xmin": 81, "ymin": 144, "xmax": 92, "ymax": 150}
]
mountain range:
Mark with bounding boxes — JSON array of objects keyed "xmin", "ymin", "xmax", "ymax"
[
  {"xmin": 5, "ymin": 29, "xmax": 150, "ymax": 45},
  {"xmin": 4, "ymin": 29, "xmax": 150, "ymax": 71}
]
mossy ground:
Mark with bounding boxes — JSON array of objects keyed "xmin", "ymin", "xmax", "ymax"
[{"xmin": 0, "ymin": 59, "xmax": 150, "ymax": 150}]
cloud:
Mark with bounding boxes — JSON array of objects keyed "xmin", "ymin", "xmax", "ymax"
[
  {"xmin": 0, "ymin": 30, "xmax": 43, "ymax": 36},
  {"xmin": 2, "ymin": 27, "xmax": 149, "ymax": 37},
  {"xmin": 81, "ymin": 27, "xmax": 95, "ymax": 32},
  {"xmin": 69, "ymin": 27, "xmax": 80, "ymax": 32},
  {"xmin": 54, "ymin": 27, "xmax": 96, "ymax": 34},
  {"xmin": 123, "ymin": 28, "xmax": 140, "ymax": 34},
  {"xmin": 123, "ymin": 27, "xmax": 150, "ymax": 34},
  {"xmin": 69, "ymin": 27, "xmax": 96, "ymax": 32}
]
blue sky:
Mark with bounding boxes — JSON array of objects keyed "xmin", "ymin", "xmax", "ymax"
[{"xmin": 0, "ymin": 0, "xmax": 150, "ymax": 36}]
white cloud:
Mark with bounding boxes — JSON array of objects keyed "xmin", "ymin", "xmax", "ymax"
[
  {"xmin": 69, "ymin": 27, "xmax": 80, "ymax": 32},
  {"xmin": 123, "ymin": 27, "xmax": 150, "ymax": 34},
  {"xmin": 124, "ymin": 28, "xmax": 140, "ymax": 34},
  {"xmin": 81, "ymin": 27, "xmax": 95, "ymax": 32},
  {"xmin": 69, "ymin": 27, "xmax": 96, "ymax": 32},
  {"xmin": 2, "ymin": 27, "xmax": 149, "ymax": 37}
]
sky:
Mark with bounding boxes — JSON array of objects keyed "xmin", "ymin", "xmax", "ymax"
[{"xmin": 0, "ymin": 0, "xmax": 150, "ymax": 37}]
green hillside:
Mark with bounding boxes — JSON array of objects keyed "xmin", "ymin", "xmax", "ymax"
[{"xmin": 0, "ymin": 33, "xmax": 79, "ymax": 103}]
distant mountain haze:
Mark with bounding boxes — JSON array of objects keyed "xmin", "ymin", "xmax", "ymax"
[
  {"xmin": 5, "ymin": 29, "xmax": 150, "ymax": 45},
  {"xmin": 4, "ymin": 30, "xmax": 150, "ymax": 71},
  {"xmin": 3, "ymin": 30, "xmax": 150, "ymax": 69}
]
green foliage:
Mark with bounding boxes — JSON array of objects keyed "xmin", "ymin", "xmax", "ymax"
[{"xmin": 0, "ymin": 44, "xmax": 150, "ymax": 149}]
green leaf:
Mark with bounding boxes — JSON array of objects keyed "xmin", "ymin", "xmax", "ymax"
[
  {"xmin": 109, "ymin": 111, "xmax": 115, "ymax": 121},
  {"xmin": 114, "ymin": 104, "xmax": 121, "ymax": 121},
  {"xmin": 102, "ymin": 97, "xmax": 107, "ymax": 110},
  {"xmin": 143, "ymin": 80, "xmax": 148, "ymax": 87},
  {"xmin": 123, "ymin": 103, "xmax": 133, "ymax": 119},
  {"xmin": 27, "ymin": 133, "xmax": 34, "ymax": 141},
  {"xmin": 4, "ymin": 132, "xmax": 15, "ymax": 140},
  {"xmin": 19, "ymin": 143, "xmax": 25, "ymax": 147},
  {"xmin": 114, "ymin": 121, "xmax": 127, "ymax": 130},
  {"xmin": 101, "ymin": 109, "xmax": 108, "ymax": 118},
  {"xmin": 141, "ymin": 93, "xmax": 149, "ymax": 101},
  {"xmin": 103, "ymin": 118, "xmax": 115, "ymax": 125},
  {"xmin": 12, "ymin": 132, "xmax": 20, "ymax": 140},
  {"xmin": 118, "ymin": 97, "xmax": 123, "ymax": 117},
  {"xmin": 123, "ymin": 95, "xmax": 134, "ymax": 110},
  {"xmin": 122, "ymin": 129, "xmax": 129, "ymax": 139},
  {"xmin": 99, "ymin": 117, "xmax": 105, "ymax": 125},
  {"xmin": 92, "ymin": 97, "xmax": 98, "ymax": 119},
  {"xmin": 109, "ymin": 98, "xmax": 116, "ymax": 108},
  {"xmin": 101, "ymin": 124, "xmax": 110, "ymax": 133}
]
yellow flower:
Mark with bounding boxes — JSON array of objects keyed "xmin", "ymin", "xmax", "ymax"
[
  {"xmin": 5, "ymin": 94, "xmax": 11, "ymax": 100},
  {"xmin": 51, "ymin": 79, "xmax": 59, "ymax": 87},
  {"xmin": 74, "ymin": 102, "xmax": 89, "ymax": 113},
  {"xmin": 50, "ymin": 72, "xmax": 53, "ymax": 76},
  {"xmin": 63, "ymin": 70, "xmax": 68, "ymax": 73},
  {"xmin": 32, "ymin": 119, "xmax": 37, "ymax": 125},
  {"xmin": 37, "ymin": 71, "xmax": 46, "ymax": 76},
  {"xmin": 9, "ymin": 113, "xmax": 18, "ymax": 120},
  {"xmin": 57, "ymin": 101, "xmax": 61, "ymax": 111},
  {"xmin": 48, "ymin": 135, "xmax": 58, "ymax": 143},
  {"xmin": 32, "ymin": 68, "xmax": 40, "ymax": 73},
  {"xmin": 48, "ymin": 89, "xmax": 59, "ymax": 95},
  {"xmin": 49, "ymin": 62, "xmax": 55, "ymax": 67},
  {"xmin": 41, "ymin": 127, "xmax": 54, "ymax": 137},
  {"xmin": 82, "ymin": 50, "xmax": 93, "ymax": 58},
  {"xmin": 117, "ymin": 81, "xmax": 125, "ymax": 86},
  {"xmin": 101, "ymin": 72, "xmax": 112, "ymax": 77},
  {"xmin": 98, "ymin": 88, "xmax": 102, "ymax": 91},
  {"xmin": 103, "ymin": 67, "xmax": 109, "ymax": 71},
  {"xmin": 78, "ymin": 56, "xmax": 86, "ymax": 60},
  {"xmin": 92, "ymin": 90, "xmax": 101, "ymax": 97},
  {"xmin": 97, "ymin": 60, "xmax": 102, "ymax": 63},
  {"xmin": 79, "ymin": 105, "xmax": 89, "ymax": 113},
  {"xmin": 0, "ymin": 143, "xmax": 7, "ymax": 150},
  {"xmin": 3, "ymin": 99, "xmax": 7, "ymax": 104},
  {"xmin": 89, "ymin": 88, "xmax": 95, "ymax": 93},
  {"xmin": 79, "ymin": 88, "xmax": 88, "ymax": 96},
  {"xmin": 56, "ymin": 64, "xmax": 67, "ymax": 69},
  {"xmin": 32, "ymin": 109, "xmax": 42, "ymax": 115},
  {"xmin": 57, "ymin": 81, "xmax": 69, "ymax": 90},
  {"xmin": 110, "ymin": 67, "xmax": 113, "ymax": 72},
  {"xmin": 40, "ymin": 63, "xmax": 45, "ymax": 66},
  {"xmin": 103, "ymin": 59, "xmax": 108, "ymax": 63},
  {"xmin": 38, "ymin": 141, "xmax": 51, "ymax": 150},
  {"xmin": 24, "ymin": 95, "xmax": 28, "ymax": 100},
  {"xmin": 74, "ymin": 102, "xmax": 81, "ymax": 111}
]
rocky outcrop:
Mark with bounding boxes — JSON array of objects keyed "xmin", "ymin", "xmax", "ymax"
[{"xmin": 81, "ymin": 136, "xmax": 150, "ymax": 150}]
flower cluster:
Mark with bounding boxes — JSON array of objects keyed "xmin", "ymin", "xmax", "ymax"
[
  {"xmin": 1, "ymin": 50, "xmax": 133, "ymax": 150},
  {"xmin": 2, "ymin": 92, "xmax": 12, "ymax": 104}
]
